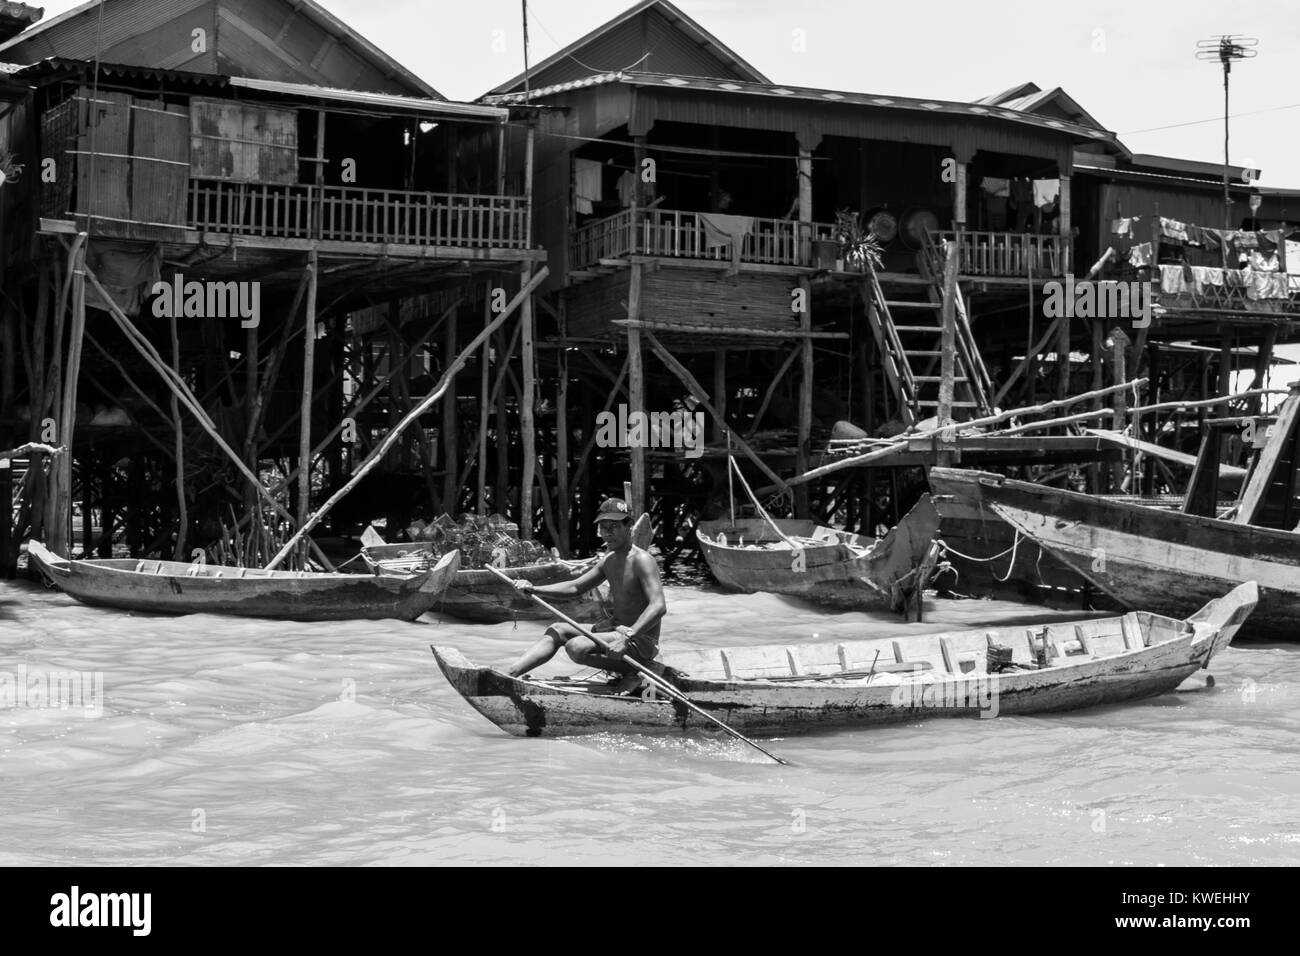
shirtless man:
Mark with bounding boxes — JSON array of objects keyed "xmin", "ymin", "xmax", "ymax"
[{"xmin": 506, "ymin": 498, "xmax": 666, "ymax": 689}]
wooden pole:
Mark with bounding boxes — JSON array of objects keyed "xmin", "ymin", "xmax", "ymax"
[
  {"xmin": 519, "ymin": 265, "xmax": 536, "ymax": 539},
  {"xmin": 555, "ymin": 301, "xmax": 571, "ymax": 556},
  {"xmin": 296, "ymin": 251, "xmax": 319, "ymax": 565},
  {"xmin": 626, "ymin": 263, "xmax": 646, "ymax": 516},
  {"xmin": 265, "ymin": 266, "xmax": 549, "ymax": 568},
  {"xmin": 52, "ymin": 235, "xmax": 88, "ymax": 556},
  {"xmin": 477, "ymin": 281, "xmax": 491, "ymax": 514},
  {"xmin": 713, "ymin": 351, "xmax": 727, "ymax": 444},
  {"xmin": 169, "ymin": 311, "xmax": 187, "ymax": 560},
  {"xmin": 1111, "ymin": 329, "xmax": 1129, "ymax": 490},
  {"xmin": 937, "ymin": 240, "xmax": 960, "ymax": 424},
  {"xmin": 745, "ymin": 345, "xmax": 801, "ymax": 439},
  {"xmin": 797, "ymin": 276, "xmax": 813, "ymax": 516},
  {"xmin": 442, "ymin": 293, "xmax": 459, "ymax": 511}
]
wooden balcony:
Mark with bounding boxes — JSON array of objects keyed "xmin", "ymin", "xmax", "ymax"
[
  {"xmin": 932, "ymin": 230, "xmax": 1071, "ymax": 278},
  {"xmin": 571, "ymin": 207, "xmax": 835, "ymax": 273},
  {"xmin": 187, "ymin": 179, "xmax": 531, "ymax": 250}
]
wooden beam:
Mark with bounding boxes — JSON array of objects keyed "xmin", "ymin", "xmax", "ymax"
[
  {"xmin": 442, "ymin": 293, "xmax": 459, "ymax": 509},
  {"xmin": 1236, "ymin": 385, "xmax": 1300, "ymax": 526},
  {"xmin": 51, "ymin": 234, "xmax": 87, "ymax": 556},
  {"xmin": 746, "ymin": 345, "xmax": 801, "ymax": 439},
  {"xmin": 169, "ymin": 310, "xmax": 187, "ymax": 560}
]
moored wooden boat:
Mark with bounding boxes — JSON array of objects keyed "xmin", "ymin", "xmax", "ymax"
[
  {"xmin": 361, "ymin": 513, "xmax": 652, "ymax": 624},
  {"xmin": 432, "ymin": 581, "xmax": 1255, "ymax": 738},
  {"xmin": 695, "ymin": 494, "xmax": 939, "ymax": 610},
  {"xmin": 928, "ymin": 467, "xmax": 1300, "ymax": 641},
  {"xmin": 26, "ymin": 540, "xmax": 460, "ymax": 622}
]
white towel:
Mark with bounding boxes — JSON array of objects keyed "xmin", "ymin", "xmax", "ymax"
[
  {"xmin": 573, "ymin": 158, "xmax": 603, "ymax": 215},
  {"xmin": 1159, "ymin": 264, "xmax": 1187, "ymax": 294}
]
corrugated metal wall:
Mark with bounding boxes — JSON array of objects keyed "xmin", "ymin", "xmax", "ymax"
[{"xmin": 189, "ymin": 98, "xmax": 297, "ymax": 183}]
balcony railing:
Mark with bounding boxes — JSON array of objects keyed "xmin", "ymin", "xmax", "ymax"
[
  {"xmin": 572, "ymin": 207, "xmax": 835, "ymax": 270},
  {"xmin": 932, "ymin": 230, "xmax": 1071, "ymax": 277},
  {"xmin": 187, "ymin": 179, "xmax": 531, "ymax": 248}
]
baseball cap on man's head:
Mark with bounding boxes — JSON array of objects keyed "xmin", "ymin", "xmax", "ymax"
[{"xmin": 595, "ymin": 498, "xmax": 632, "ymax": 522}]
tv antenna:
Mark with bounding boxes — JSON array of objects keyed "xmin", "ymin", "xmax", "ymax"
[{"xmin": 1196, "ymin": 35, "xmax": 1258, "ymax": 244}]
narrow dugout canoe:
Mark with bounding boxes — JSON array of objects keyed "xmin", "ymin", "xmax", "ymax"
[
  {"xmin": 26, "ymin": 540, "xmax": 460, "ymax": 622},
  {"xmin": 695, "ymin": 495, "xmax": 939, "ymax": 610},
  {"xmin": 432, "ymin": 581, "xmax": 1256, "ymax": 738}
]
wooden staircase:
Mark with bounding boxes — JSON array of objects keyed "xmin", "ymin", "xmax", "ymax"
[{"xmin": 860, "ymin": 234, "xmax": 994, "ymax": 426}]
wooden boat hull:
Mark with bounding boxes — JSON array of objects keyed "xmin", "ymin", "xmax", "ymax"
[
  {"xmin": 695, "ymin": 495, "xmax": 939, "ymax": 610},
  {"xmin": 26, "ymin": 541, "xmax": 459, "ymax": 622},
  {"xmin": 927, "ymin": 480, "xmax": 1120, "ymax": 609},
  {"xmin": 929, "ymin": 468, "xmax": 1300, "ymax": 640},
  {"xmin": 432, "ymin": 583, "xmax": 1255, "ymax": 738}
]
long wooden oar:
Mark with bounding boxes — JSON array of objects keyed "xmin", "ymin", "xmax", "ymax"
[{"xmin": 485, "ymin": 564, "xmax": 789, "ymax": 766}]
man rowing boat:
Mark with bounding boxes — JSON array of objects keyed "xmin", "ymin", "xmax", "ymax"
[{"xmin": 506, "ymin": 498, "xmax": 667, "ymax": 692}]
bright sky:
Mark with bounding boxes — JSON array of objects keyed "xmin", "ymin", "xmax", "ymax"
[{"xmin": 24, "ymin": 0, "xmax": 1300, "ymax": 188}]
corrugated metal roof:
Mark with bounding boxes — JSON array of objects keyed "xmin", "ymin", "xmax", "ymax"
[
  {"xmin": 0, "ymin": 0, "xmax": 443, "ymax": 99},
  {"xmin": 488, "ymin": 0, "xmax": 767, "ymax": 96},
  {"xmin": 9, "ymin": 56, "xmax": 230, "ymax": 87},
  {"xmin": 486, "ymin": 71, "xmax": 1120, "ymax": 145},
  {"xmin": 228, "ymin": 77, "xmax": 506, "ymax": 121}
]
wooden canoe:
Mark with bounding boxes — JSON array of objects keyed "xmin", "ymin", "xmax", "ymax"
[
  {"xmin": 695, "ymin": 494, "xmax": 939, "ymax": 610},
  {"xmin": 928, "ymin": 467, "xmax": 1300, "ymax": 641},
  {"xmin": 432, "ymin": 582, "xmax": 1256, "ymax": 738},
  {"xmin": 360, "ymin": 513, "xmax": 652, "ymax": 624},
  {"xmin": 26, "ymin": 540, "xmax": 460, "ymax": 622}
]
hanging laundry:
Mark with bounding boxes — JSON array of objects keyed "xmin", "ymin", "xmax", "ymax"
[
  {"xmin": 1190, "ymin": 266, "xmax": 1224, "ymax": 289},
  {"xmin": 1234, "ymin": 230, "xmax": 1259, "ymax": 250},
  {"xmin": 1256, "ymin": 231, "xmax": 1277, "ymax": 253},
  {"xmin": 1159, "ymin": 216, "xmax": 1189, "ymax": 242},
  {"xmin": 1249, "ymin": 249, "xmax": 1280, "ymax": 273},
  {"xmin": 1128, "ymin": 242, "xmax": 1153, "ymax": 267},
  {"xmin": 1201, "ymin": 228, "xmax": 1232, "ymax": 257},
  {"xmin": 616, "ymin": 169, "xmax": 636, "ymax": 207},
  {"xmin": 1159, "ymin": 264, "xmax": 1188, "ymax": 293},
  {"xmin": 1246, "ymin": 271, "xmax": 1288, "ymax": 300},
  {"xmin": 573, "ymin": 158, "xmax": 603, "ymax": 215},
  {"xmin": 1111, "ymin": 217, "xmax": 1137, "ymax": 237},
  {"xmin": 1184, "ymin": 224, "xmax": 1205, "ymax": 247}
]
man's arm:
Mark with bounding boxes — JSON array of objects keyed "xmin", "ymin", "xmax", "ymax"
[
  {"xmin": 515, "ymin": 556, "xmax": 606, "ymax": 598},
  {"xmin": 620, "ymin": 551, "xmax": 666, "ymax": 639}
]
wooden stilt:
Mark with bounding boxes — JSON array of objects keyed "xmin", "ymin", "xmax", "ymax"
[
  {"xmin": 626, "ymin": 263, "xmax": 647, "ymax": 516},
  {"xmin": 51, "ymin": 235, "xmax": 88, "ymax": 556},
  {"xmin": 477, "ymin": 282, "xmax": 490, "ymax": 514},
  {"xmin": 713, "ymin": 351, "xmax": 727, "ymax": 444},
  {"xmin": 555, "ymin": 302, "xmax": 571, "ymax": 556},
  {"xmin": 169, "ymin": 311, "xmax": 187, "ymax": 560},
  {"xmin": 797, "ymin": 276, "xmax": 813, "ymax": 517},
  {"xmin": 495, "ymin": 322, "xmax": 510, "ymax": 518},
  {"xmin": 442, "ymin": 294, "xmax": 459, "ymax": 511},
  {"xmin": 296, "ymin": 251, "xmax": 319, "ymax": 567},
  {"xmin": 520, "ymin": 265, "xmax": 536, "ymax": 539}
]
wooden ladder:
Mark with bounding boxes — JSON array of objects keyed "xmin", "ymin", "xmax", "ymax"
[{"xmin": 859, "ymin": 245, "xmax": 994, "ymax": 425}]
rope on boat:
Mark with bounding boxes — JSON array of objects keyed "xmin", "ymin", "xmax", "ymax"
[{"xmin": 935, "ymin": 530, "xmax": 1026, "ymax": 583}]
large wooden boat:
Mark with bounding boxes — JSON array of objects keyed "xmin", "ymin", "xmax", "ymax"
[
  {"xmin": 432, "ymin": 582, "xmax": 1256, "ymax": 738},
  {"xmin": 695, "ymin": 495, "xmax": 939, "ymax": 610},
  {"xmin": 929, "ymin": 467, "xmax": 1300, "ymax": 641},
  {"xmin": 360, "ymin": 513, "xmax": 653, "ymax": 624},
  {"xmin": 26, "ymin": 540, "xmax": 460, "ymax": 622}
]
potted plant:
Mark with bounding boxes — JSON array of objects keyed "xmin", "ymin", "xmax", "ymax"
[{"xmin": 834, "ymin": 208, "xmax": 884, "ymax": 273}]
